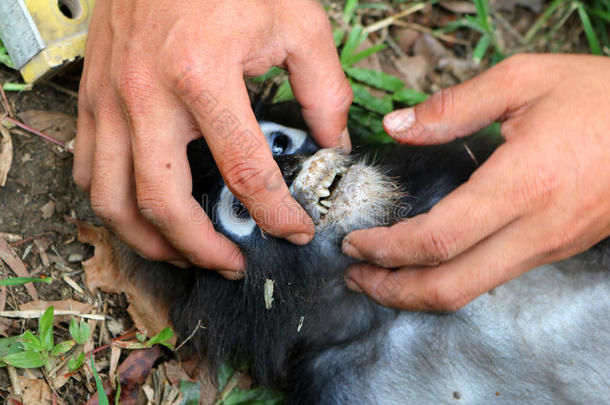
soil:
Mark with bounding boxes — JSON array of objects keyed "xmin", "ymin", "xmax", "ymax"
[{"xmin": 0, "ymin": 1, "xmax": 597, "ymax": 403}]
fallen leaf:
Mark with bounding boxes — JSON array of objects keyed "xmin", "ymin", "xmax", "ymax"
[
  {"xmin": 39, "ymin": 201, "xmax": 55, "ymax": 220},
  {"xmin": 78, "ymin": 223, "xmax": 175, "ymax": 340},
  {"xmin": 18, "ymin": 377, "xmax": 51, "ymax": 405},
  {"xmin": 20, "ymin": 299, "xmax": 92, "ymax": 314},
  {"xmin": 490, "ymin": 0, "xmax": 544, "ymax": 13},
  {"xmin": 413, "ymin": 34, "xmax": 451, "ymax": 67},
  {"xmin": 0, "ymin": 124, "xmax": 13, "ymax": 187},
  {"xmin": 0, "ymin": 238, "xmax": 38, "ymax": 300},
  {"xmin": 438, "ymin": 1, "xmax": 476, "ymax": 14},
  {"xmin": 393, "ymin": 55, "xmax": 429, "ymax": 91},
  {"xmin": 0, "ymin": 316, "xmax": 13, "ymax": 337},
  {"xmin": 18, "ymin": 110, "xmax": 77, "ymax": 144},
  {"xmin": 392, "ymin": 27, "xmax": 421, "ymax": 53},
  {"xmin": 32, "ymin": 239, "xmax": 50, "ymax": 267},
  {"xmin": 86, "ymin": 346, "xmax": 161, "ymax": 405},
  {"xmin": 108, "ymin": 345, "xmax": 121, "ymax": 390},
  {"xmin": 0, "ymin": 232, "xmax": 22, "ymax": 243}
]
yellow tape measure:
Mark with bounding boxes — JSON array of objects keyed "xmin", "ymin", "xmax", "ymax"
[{"xmin": 0, "ymin": 0, "xmax": 95, "ymax": 83}]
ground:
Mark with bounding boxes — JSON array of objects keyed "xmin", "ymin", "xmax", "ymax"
[{"xmin": 0, "ymin": 0, "xmax": 602, "ymax": 403}]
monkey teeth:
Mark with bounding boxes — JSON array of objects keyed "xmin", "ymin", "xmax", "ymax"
[
  {"xmin": 315, "ymin": 204, "xmax": 329, "ymax": 214},
  {"xmin": 313, "ymin": 167, "xmax": 346, "ymax": 216},
  {"xmin": 290, "ymin": 149, "xmax": 351, "ymax": 221}
]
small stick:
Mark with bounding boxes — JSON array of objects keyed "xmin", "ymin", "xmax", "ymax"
[
  {"xmin": 2, "ymin": 116, "xmax": 65, "ymax": 148},
  {"xmin": 364, "ymin": 3, "xmax": 427, "ymax": 34},
  {"xmin": 0, "ymin": 86, "xmax": 14, "ymax": 117},
  {"xmin": 41, "ymin": 80, "xmax": 79, "ymax": 99}
]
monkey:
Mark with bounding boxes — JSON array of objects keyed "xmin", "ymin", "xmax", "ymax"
[{"xmin": 111, "ymin": 99, "xmax": 610, "ymax": 404}]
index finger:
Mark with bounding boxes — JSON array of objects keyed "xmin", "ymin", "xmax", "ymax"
[
  {"xmin": 282, "ymin": 3, "xmax": 353, "ymax": 151},
  {"xmin": 176, "ymin": 67, "xmax": 315, "ymax": 245},
  {"xmin": 342, "ymin": 139, "xmax": 548, "ymax": 267}
]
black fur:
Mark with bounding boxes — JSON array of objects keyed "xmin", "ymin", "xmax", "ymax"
[{"xmin": 170, "ymin": 111, "xmax": 502, "ymax": 401}]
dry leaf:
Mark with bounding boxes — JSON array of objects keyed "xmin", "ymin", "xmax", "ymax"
[
  {"xmin": 18, "ymin": 110, "xmax": 77, "ymax": 144},
  {"xmin": 40, "ymin": 200, "xmax": 55, "ymax": 220},
  {"xmin": 109, "ymin": 345, "xmax": 121, "ymax": 390},
  {"xmin": 78, "ymin": 223, "xmax": 174, "ymax": 339},
  {"xmin": 394, "ymin": 55, "xmax": 429, "ymax": 91},
  {"xmin": 0, "ymin": 237, "xmax": 38, "ymax": 300},
  {"xmin": 18, "ymin": 377, "xmax": 52, "ymax": 405},
  {"xmin": 0, "ymin": 316, "xmax": 13, "ymax": 337},
  {"xmin": 0, "ymin": 124, "xmax": 13, "ymax": 187},
  {"xmin": 20, "ymin": 299, "xmax": 93, "ymax": 314},
  {"xmin": 413, "ymin": 34, "xmax": 450, "ymax": 66},
  {"xmin": 439, "ymin": 1, "xmax": 476, "ymax": 14},
  {"xmin": 86, "ymin": 347, "xmax": 161, "ymax": 405},
  {"xmin": 490, "ymin": 0, "xmax": 544, "ymax": 13}
]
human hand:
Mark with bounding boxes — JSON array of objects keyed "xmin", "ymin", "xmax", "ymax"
[
  {"xmin": 342, "ymin": 54, "xmax": 610, "ymax": 311},
  {"xmin": 73, "ymin": 0, "xmax": 352, "ymax": 276}
]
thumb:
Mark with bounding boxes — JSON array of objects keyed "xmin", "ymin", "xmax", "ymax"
[{"xmin": 383, "ymin": 54, "xmax": 548, "ymax": 145}]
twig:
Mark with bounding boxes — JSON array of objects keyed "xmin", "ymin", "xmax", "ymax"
[
  {"xmin": 393, "ymin": 21, "xmax": 470, "ymax": 45},
  {"xmin": 41, "ymin": 80, "xmax": 79, "ymax": 99},
  {"xmin": 10, "ymin": 232, "xmax": 55, "ymax": 247},
  {"xmin": 0, "ymin": 310, "xmax": 106, "ymax": 320},
  {"xmin": 0, "ymin": 86, "xmax": 14, "ymax": 117},
  {"xmin": 2, "ymin": 116, "xmax": 66, "ymax": 148},
  {"xmin": 7, "ymin": 366, "xmax": 21, "ymax": 396},
  {"xmin": 174, "ymin": 319, "xmax": 204, "ymax": 352},
  {"xmin": 364, "ymin": 3, "xmax": 427, "ymax": 34}
]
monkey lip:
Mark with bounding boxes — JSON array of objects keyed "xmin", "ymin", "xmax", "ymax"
[
  {"xmin": 290, "ymin": 148, "xmax": 402, "ymax": 232},
  {"xmin": 290, "ymin": 149, "xmax": 351, "ymax": 223},
  {"xmin": 312, "ymin": 167, "xmax": 347, "ymax": 215}
]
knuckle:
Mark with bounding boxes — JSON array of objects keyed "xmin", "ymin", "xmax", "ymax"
[
  {"xmin": 136, "ymin": 187, "xmax": 174, "ymax": 225},
  {"xmin": 222, "ymin": 158, "xmax": 269, "ymax": 200},
  {"xmin": 334, "ymin": 78, "xmax": 354, "ymax": 114},
  {"xmin": 369, "ymin": 232, "xmax": 404, "ymax": 268},
  {"xmin": 372, "ymin": 271, "xmax": 407, "ymax": 308},
  {"xmin": 512, "ymin": 168, "xmax": 559, "ymax": 212},
  {"xmin": 422, "ymin": 285, "xmax": 470, "ymax": 312},
  {"xmin": 427, "ymin": 87, "xmax": 457, "ymax": 118},
  {"xmin": 494, "ymin": 54, "xmax": 534, "ymax": 83},
  {"xmin": 72, "ymin": 169, "xmax": 90, "ymax": 193},
  {"xmin": 170, "ymin": 58, "xmax": 214, "ymax": 105},
  {"xmin": 114, "ymin": 58, "xmax": 153, "ymax": 109},
  {"xmin": 90, "ymin": 193, "xmax": 124, "ymax": 224},
  {"xmin": 419, "ymin": 228, "xmax": 457, "ymax": 264},
  {"xmin": 541, "ymin": 228, "xmax": 579, "ymax": 257},
  {"xmin": 136, "ymin": 242, "xmax": 173, "ymax": 262}
]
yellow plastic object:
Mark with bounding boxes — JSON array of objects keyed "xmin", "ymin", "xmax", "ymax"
[{"xmin": 19, "ymin": 0, "xmax": 95, "ymax": 83}]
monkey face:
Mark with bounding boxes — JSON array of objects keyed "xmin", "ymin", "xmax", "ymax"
[
  {"xmin": 177, "ymin": 119, "xmax": 502, "ymax": 391},
  {"xmin": 189, "ymin": 121, "xmax": 403, "ymax": 253}
]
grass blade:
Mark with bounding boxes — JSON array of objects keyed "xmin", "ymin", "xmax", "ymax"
[
  {"xmin": 473, "ymin": 34, "xmax": 492, "ymax": 64},
  {"xmin": 0, "ymin": 277, "xmax": 52, "ymax": 287},
  {"xmin": 348, "ymin": 43, "xmax": 387, "ymax": 66},
  {"xmin": 340, "ymin": 25, "xmax": 366, "ymax": 65},
  {"xmin": 91, "ymin": 357, "xmax": 110, "ymax": 405},
  {"xmin": 577, "ymin": 3, "xmax": 603, "ymax": 55},
  {"xmin": 351, "ymin": 82, "xmax": 393, "ymax": 115},
  {"xmin": 345, "ymin": 67, "xmax": 404, "ymax": 92}
]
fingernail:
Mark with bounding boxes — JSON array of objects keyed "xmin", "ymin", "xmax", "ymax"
[
  {"xmin": 286, "ymin": 232, "xmax": 314, "ymax": 245},
  {"xmin": 342, "ymin": 237, "xmax": 363, "ymax": 260},
  {"xmin": 168, "ymin": 260, "xmax": 191, "ymax": 269},
  {"xmin": 338, "ymin": 127, "xmax": 351, "ymax": 154},
  {"xmin": 384, "ymin": 108, "xmax": 416, "ymax": 135},
  {"xmin": 345, "ymin": 277, "xmax": 363, "ymax": 293},
  {"xmin": 219, "ymin": 270, "xmax": 245, "ymax": 280}
]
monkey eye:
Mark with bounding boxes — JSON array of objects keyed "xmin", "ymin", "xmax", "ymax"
[
  {"xmin": 231, "ymin": 197, "xmax": 250, "ymax": 219},
  {"xmin": 260, "ymin": 121, "xmax": 307, "ymax": 155},
  {"xmin": 217, "ymin": 187, "xmax": 256, "ymax": 238},
  {"xmin": 270, "ymin": 131, "xmax": 291, "ymax": 155}
]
